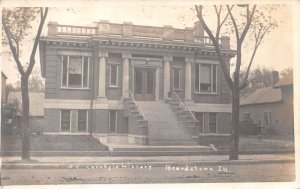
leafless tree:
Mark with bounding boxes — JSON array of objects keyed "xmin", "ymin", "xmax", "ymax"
[
  {"xmin": 195, "ymin": 4, "xmax": 278, "ymax": 160},
  {"xmin": 2, "ymin": 7, "xmax": 48, "ymax": 160}
]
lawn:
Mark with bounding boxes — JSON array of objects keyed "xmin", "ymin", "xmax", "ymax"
[
  {"xmin": 216, "ymin": 135, "xmax": 295, "ymax": 151},
  {"xmin": 1, "ymin": 134, "xmax": 108, "ymax": 152}
]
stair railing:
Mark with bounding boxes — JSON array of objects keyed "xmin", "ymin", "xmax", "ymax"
[
  {"xmin": 171, "ymin": 91, "xmax": 197, "ymax": 121},
  {"xmin": 128, "ymin": 90, "xmax": 146, "ymax": 119}
]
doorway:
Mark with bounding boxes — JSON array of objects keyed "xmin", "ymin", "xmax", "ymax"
[{"xmin": 134, "ymin": 68, "xmax": 156, "ymax": 101}]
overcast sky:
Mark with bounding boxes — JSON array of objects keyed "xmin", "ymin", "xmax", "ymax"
[{"xmin": 1, "ymin": 2, "xmax": 295, "ymax": 85}]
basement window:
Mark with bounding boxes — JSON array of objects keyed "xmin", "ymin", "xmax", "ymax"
[
  {"xmin": 208, "ymin": 113, "xmax": 217, "ymax": 133},
  {"xmin": 194, "ymin": 112, "xmax": 204, "ymax": 133},
  {"xmin": 109, "ymin": 110, "xmax": 117, "ymax": 133},
  {"xmin": 61, "ymin": 110, "xmax": 71, "ymax": 132},
  {"xmin": 78, "ymin": 110, "xmax": 88, "ymax": 132}
]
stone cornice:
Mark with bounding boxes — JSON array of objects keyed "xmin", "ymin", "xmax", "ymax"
[
  {"xmin": 163, "ymin": 56, "xmax": 173, "ymax": 62},
  {"xmin": 40, "ymin": 36, "xmax": 236, "ymax": 58},
  {"xmin": 122, "ymin": 53, "xmax": 132, "ymax": 59},
  {"xmin": 99, "ymin": 51, "xmax": 108, "ymax": 58}
]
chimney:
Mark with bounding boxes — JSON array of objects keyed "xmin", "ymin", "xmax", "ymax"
[
  {"xmin": 193, "ymin": 21, "xmax": 204, "ymax": 37},
  {"xmin": 272, "ymin": 71, "xmax": 279, "ymax": 86}
]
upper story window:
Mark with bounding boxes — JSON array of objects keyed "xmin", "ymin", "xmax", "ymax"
[
  {"xmin": 62, "ymin": 56, "xmax": 89, "ymax": 88},
  {"xmin": 109, "ymin": 65, "xmax": 119, "ymax": 87},
  {"xmin": 195, "ymin": 64, "xmax": 217, "ymax": 93},
  {"xmin": 173, "ymin": 68, "xmax": 181, "ymax": 90}
]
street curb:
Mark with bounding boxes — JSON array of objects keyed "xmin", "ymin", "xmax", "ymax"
[
  {"xmin": 1, "ymin": 159, "xmax": 295, "ymax": 169},
  {"xmin": 0, "ymin": 149, "xmax": 294, "ymax": 157}
]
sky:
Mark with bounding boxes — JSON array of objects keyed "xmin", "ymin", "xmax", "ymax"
[{"xmin": 1, "ymin": 1, "xmax": 295, "ymax": 85}]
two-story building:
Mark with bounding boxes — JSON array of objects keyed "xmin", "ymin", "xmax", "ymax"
[{"xmin": 39, "ymin": 20, "xmax": 235, "ymax": 145}]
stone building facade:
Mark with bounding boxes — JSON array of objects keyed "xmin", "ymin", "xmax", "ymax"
[{"xmin": 39, "ymin": 20, "xmax": 235, "ymax": 145}]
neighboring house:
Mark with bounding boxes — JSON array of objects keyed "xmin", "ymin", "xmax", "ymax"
[
  {"xmin": 7, "ymin": 92, "xmax": 45, "ymax": 135},
  {"xmin": 38, "ymin": 21, "xmax": 235, "ymax": 145},
  {"xmin": 1, "ymin": 72, "xmax": 7, "ymax": 103},
  {"xmin": 240, "ymin": 72, "xmax": 294, "ymax": 138}
]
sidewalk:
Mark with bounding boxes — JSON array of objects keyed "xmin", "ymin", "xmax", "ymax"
[{"xmin": 1, "ymin": 153, "xmax": 295, "ymax": 169}]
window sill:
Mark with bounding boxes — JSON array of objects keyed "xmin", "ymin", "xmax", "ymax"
[
  {"xmin": 198, "ymin": 133, "xmax": 230, "ymax": 136},
  {"xmin": 194, "ymin": 92, "xmax": 218, "ymax": 95},
  {"xmin": 60, "ymin": 87, "xmax": 90, "ymax": 90},
  {"xmin": 172, "ymin": 89, "xmax": 182, "ymax": 92},
  {"xmin": 108, "ymin": 86, "xmax": 120, "ymax": 89}
]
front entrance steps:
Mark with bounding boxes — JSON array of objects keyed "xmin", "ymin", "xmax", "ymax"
[
  {"xmin": 136, "ymin": 101, "xmax": 197, "ymax": 145},
  {"xmin": 107, "ymin": 144, "xmax": 213, "ymax": 156}
]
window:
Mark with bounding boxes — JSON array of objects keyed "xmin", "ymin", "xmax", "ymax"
[
  {"xmin": 109, "ymin": 110, "xmax": 117, "ymax": 133},
  {"xmin": 78, "ymin": 110, "xmax": 88, "ymax": 132},
  {"xmin": 61, "ymin": 110, "xmax": 71, "ymax": 132},
  {"xmin": 194, "ymin": 112, "xmax": 204, "ymax": 133},
  {"xmin": 62, "ymin": 56, "xmax": 89, "ymax": 88},
  {"xmin": 195, "ymin": 64, "xmax": 217, "ymax": 93},
  {"xmin": 110, "ymin": 65, "xmax": 119, "ymax": 87},
  {"xmin": 209, "ymin": 113, "xmax": 217, "ymax": 133},
  {"xmin": 264, "ymin": 111, "xmax": 272, "ymax": 127},
  {"xmin": 244, "ymin": 112, "xmax": 251, "ymax": 121},
  {"xmin": 173, "ymin": 69, "xmax": 181, "ymax": 90},
  {"xmin": 146, "ymin": 69, "xmax": 154, "ymax": 94},
  {"xmin": 135, "ymin": 69, "xmax": 143, "ymax": 94}
]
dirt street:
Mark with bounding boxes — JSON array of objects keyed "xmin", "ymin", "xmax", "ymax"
[{"xmin": 0, "ymin": 162, "xmax": 295, "ymax": 185}]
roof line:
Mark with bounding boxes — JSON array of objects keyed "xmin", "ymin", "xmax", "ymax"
[{"xmin": 252, "ymin": 87, "xmax": 274, "ymax": 104}]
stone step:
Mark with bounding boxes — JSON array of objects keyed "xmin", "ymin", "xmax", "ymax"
[
  {"xmin": 149, "ymin": 140, "xmax": 199, "ymax": 146},
  {"xmin": 133, "ymin": 101, "xmax": 196, "ymax": 145},
  {"xmin": 110, "ymin": 150, "xmax": 214, "ymax": 156},
  {"xmin": 110, "ymin": 145, "xmax": 210, "ymax": 152}
]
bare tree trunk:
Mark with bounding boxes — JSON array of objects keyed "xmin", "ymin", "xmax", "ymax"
[
  {"xmin": 229, "ymin": 86, "xmax": 240, "ymax": 160},
  {"xmin": 21, "ymin": 75, "xmax": 31, "ymax": 160}
]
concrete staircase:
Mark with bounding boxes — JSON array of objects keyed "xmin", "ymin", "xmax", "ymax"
[{"xmin": 136, "ymin": 101, "xmax": 198, "ymax": 145}]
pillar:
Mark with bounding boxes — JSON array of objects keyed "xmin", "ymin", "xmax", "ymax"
[
  {"xmin": 98, "ymin": 51, "xmax": 108, "ymax": 98},
  {"xmin": 163, "ymin": 56, "xmax": 172, "ymax": 99},
  {"xmin": 122, "ymin": 53, "xmax": 131, "ymax": 98},
  {"xmin": 155, "ymin": 68, "xmax": 160, "ymax": 101},
  {"xmin": 185, "ymin": 58, "xmax": 193, "ymax": 101}
]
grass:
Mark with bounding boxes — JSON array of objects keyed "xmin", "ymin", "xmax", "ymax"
[
  {"xmin": 215, "ymin": 135, "xmax": 295, "ymax": 151},
  {"xmin": 1, "ymin": 134, "xmax": 108, "ymax": 152}
]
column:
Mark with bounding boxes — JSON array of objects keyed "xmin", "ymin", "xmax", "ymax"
[
  {"xmin": 98, "ymin": 51, "xmax": 108, "ymax": 98},
  {"xmin": 122, "ymin": 53, "xmax": 131, "ymax": 98},
  {"xmin": 163, "ymin": 56, "xmax": 172, "ymax": 99},
  {"xmin": 155, "ymin": 68, "xmax": 160, "ymax": 101},
  {"xmin": 185, "ymin": 58, "xmax": 193, "ymax": 101}
]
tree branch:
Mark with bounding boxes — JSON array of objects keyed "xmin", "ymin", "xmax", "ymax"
[
  {"xmin": 195, "ymin": 5, "xmax": 234, "ymax": 89},
  {"xmin": 26, "ymin": 7, "xmax": 48, "ymax": 75},
  {"xmin": 219, "ymin": 5, "xmax": 232, "ymax": 31},
  {"xmin": 239, "ymin": 23, "xmax": 274, "ymax": 91},
  {"xmin": 2, "ymin": 17, "xmax": 25, "ymax": 75},
  {"xmin": 214, "ymin": 5, "xmax": 221, "ymax": 39},
  {"xmin": 227, "ymin": 5, "xmax": 239, "ymax": 40},
  {"xmin": 240, "ymin": 5, "xmax": 256, "ymax": 43}
]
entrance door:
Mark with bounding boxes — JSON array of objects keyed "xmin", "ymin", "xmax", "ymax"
[{"xmin": 134, "ymin": 68, "xmax": 155, "ymax": 101}]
